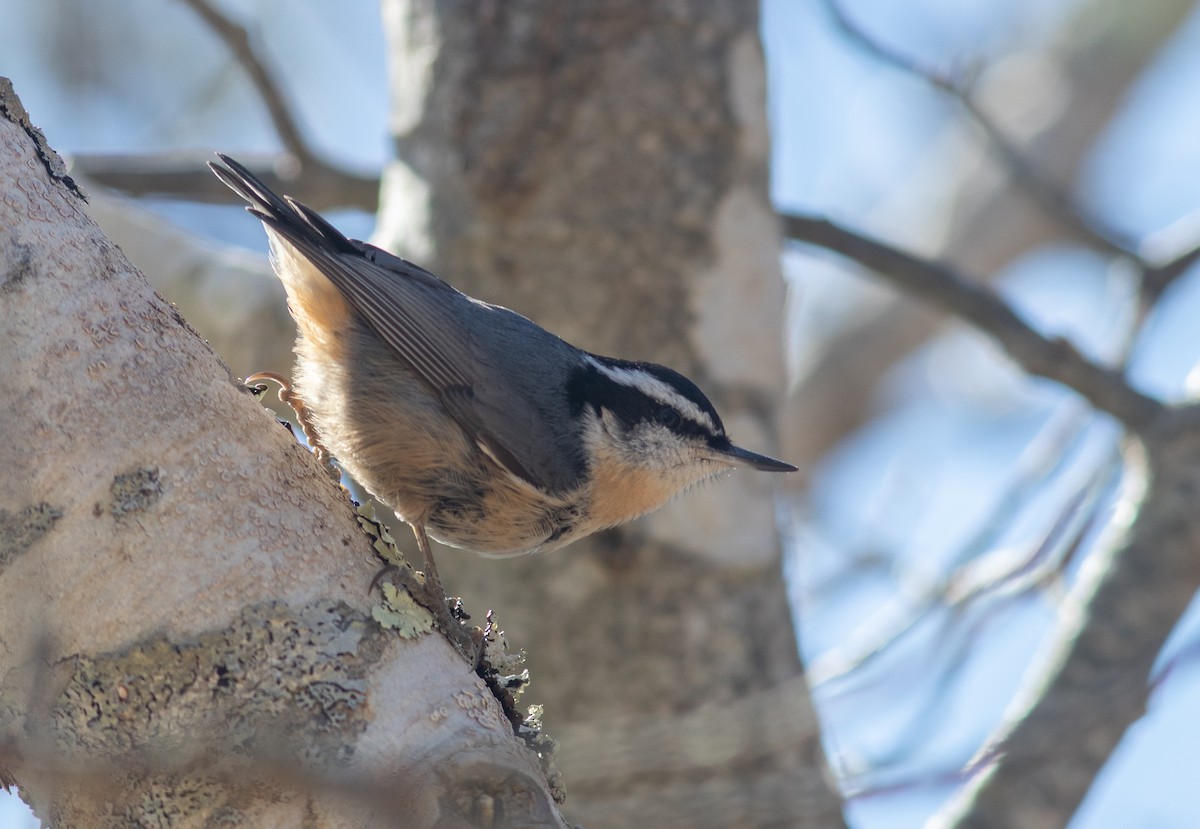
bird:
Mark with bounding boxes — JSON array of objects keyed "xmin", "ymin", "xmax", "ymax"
[{"xmin": 209, "ymin": 154, "xmax": 796, "ymax": 622}]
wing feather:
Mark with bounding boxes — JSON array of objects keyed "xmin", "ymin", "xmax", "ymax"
[{"xmin": 209, "ymin": 155, "xmax": 584, "ymax": 494}]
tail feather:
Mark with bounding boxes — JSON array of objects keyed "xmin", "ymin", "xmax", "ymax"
[{"xmin": 207, "ymin": 154, "xmax": 354, "ymax": 255}]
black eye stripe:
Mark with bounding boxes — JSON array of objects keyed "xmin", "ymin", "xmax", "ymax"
[
  {"xmin": 566, "ymin": 361, "xmax": 721, "ymax": 439},
  {"xmin": 569, "ymin": 357, "xmax": 725, "ymax": 429},
  {"xmin": 635, "ymin": 363, "xmax": 723, "ymax": 431}
]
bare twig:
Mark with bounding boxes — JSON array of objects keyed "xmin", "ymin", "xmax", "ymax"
[
  {"xmin": 72, "ymin": 1, "xmax": 381, "ymax": 212},
  {"xmin": 810, "ymin": 445, "xmax": 1115, "ymax": 688},
  {"xmin": 781, "ymin": 214, "xmax": 1165, "ymax": 431},
  {"xmin": 823, "ymin": 0, "xmax": 1136, "ymax": 258},
  {"xmin": 1139, "ymin": 209, "xmax": 1200, "ymax": 307},
  {"xmin": 825, "ymin": 0, "xmax": 1200, "ymax": 320},
  {"xmin": 844, "ymin": 764, "xmax": 971, "ymax": 803},
  {"xmin": 70, "ymin": 151, "xmax": 379, "ymax": 213},
  {"xmin": 178, "ymin": 0, "xmax": 310, "ymax": 165},
  {"xmin": 1142, "ymin": 245, "xmax": 1200, "ymax": 303},
  {"xmin": 1149, "ymin": 636, "xmax": 1200, "ymax": 696}
]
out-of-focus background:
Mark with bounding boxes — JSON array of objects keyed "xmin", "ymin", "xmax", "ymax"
[{"xmin": 4, "ymin": 0, "xmax": 1200, "ymax": 826}]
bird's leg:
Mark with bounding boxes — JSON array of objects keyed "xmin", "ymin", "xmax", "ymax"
[
  {"xmin": 409, "ymin": 523, "xmax": 484, "ymax": 667},
  {"xmin": 412, "ymin": 523, "xmax": 441, "ymax": 590},
  {"xmin": 246, "ymin": 371, "xmax": 339, "ymax": 481}
]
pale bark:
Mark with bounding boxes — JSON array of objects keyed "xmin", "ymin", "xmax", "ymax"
[
  {"xmin": 375, "ymin": 3, "xmax": 844, "ymax": 828},
  {"xmin": 0, "ymin": 80, "xmax": 565, "ymax": 829},
  {"xmin": 81, "ymin": 187, "xmax": 295, "ymax": 379}
]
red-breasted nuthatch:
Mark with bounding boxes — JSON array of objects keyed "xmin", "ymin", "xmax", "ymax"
[{"xmin": 210, "ymin": 154, "xmax": 795, "ymax": 594}]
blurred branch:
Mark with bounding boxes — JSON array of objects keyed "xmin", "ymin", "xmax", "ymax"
[
  {"xmin": 1139, "ymin": 208, "xmax": 1200, "ymax": 308},
  {"xmin": 845, "ymin": 765, "xmax": 971, "ymax": 805},
  {"xmin": 178, "ymin": 0, "xmax": 309, "ymax": 164},
  {"xmin": 823, "ymin": 0, "xmax": 1136, "ymax": 259},
  {"xmin": 824, "ymin": 0, "xmax": 1200, "ymax": 318},
  {"xmin": 930, "ymin": 417, "xmax": 1200, "ymax": 829},
  {"xmin": 1149, "ymin": 636, "xmax": 1200, "ymax": 696},
  {"xmin": 781, "ymin": 214, "xmax": 1165, "ymax": 431},
  {"xmin": 70, "ymin": 0, "xmax": 380, "ymax": 212},
  {"xmin": 809, "ymin": 408, "xmax": 1110, "ymax": 688},
  {"xmin": 1142, "ymin": 245, "xmax": 1200, "ymax": 303},
  {"xmin": 779, "ymin": 0, "xmax": 1194, "ymax": 472},
  {"xmin": 818, "ymin": 481, "xmax": 1104, "ymax": 699},
  {"xmin": 69, "ymin": 151, "xmax": 378, "ymax": 212}
]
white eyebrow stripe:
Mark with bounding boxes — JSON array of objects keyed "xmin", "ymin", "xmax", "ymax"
[{"xmin": 586, "ymin": 356, "xmax": 718, "ymax": 433}]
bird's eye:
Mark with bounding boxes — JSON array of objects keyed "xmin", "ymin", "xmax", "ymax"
[{"xmin": 656, "ymin": 407, "xmax": 682, "ymax": 429}]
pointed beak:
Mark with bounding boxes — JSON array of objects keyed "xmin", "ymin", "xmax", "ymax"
[{"xmin": 717, "ymin": 443, "xmax": 798, "ymax": 473}]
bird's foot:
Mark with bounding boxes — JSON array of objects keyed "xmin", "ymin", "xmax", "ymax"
[{"xmin": 245, "ymin": 371, "xmax": 340, "ymax": 482}]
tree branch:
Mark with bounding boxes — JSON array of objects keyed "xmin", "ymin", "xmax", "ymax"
[
  {"xmin": 177, "ymin": 0, "xmax": 310, "ymax": 164},
  {"xmin": 930, "ymin": 419, "xmax": 1200, "ymax": 828},
  {"xmin": 823, "ymin": 0, "xmax": 1137, "ymax": 258},
  {"xmin": 71, "ymin": 0, "xmax": 381, "ymax": 212},
  {"xmin": 779, "ymin": 0, "xmax": 1196, "ymax": 474},
  {"xmin": 69, "ymin": 151, "xmax": 379, "ymax": 212},
  {"xmin": 1139, "ymin": 209, "xmax": 1200, "ymax": 307},
  {"xmin": 781, "ymin": 213, "xmax": 1165, "ymax": 432}
]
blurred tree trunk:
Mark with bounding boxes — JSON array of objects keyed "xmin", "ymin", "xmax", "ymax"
[
  {"xmin": 374, "ymin": 3, "xmax": 844, "ymax": 827},
  {"xmin": 0, "ymin": 81, "xmax": 566, "ymax": 829}
]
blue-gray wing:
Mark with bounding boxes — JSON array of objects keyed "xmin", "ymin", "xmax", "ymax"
[
  {"xmin": 210, "ymin": 154, "xmax": 586, "ymax": 494},
  {"xmin": 323, "ymin": 244, "xmax": 588, "ymax": 494}
]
